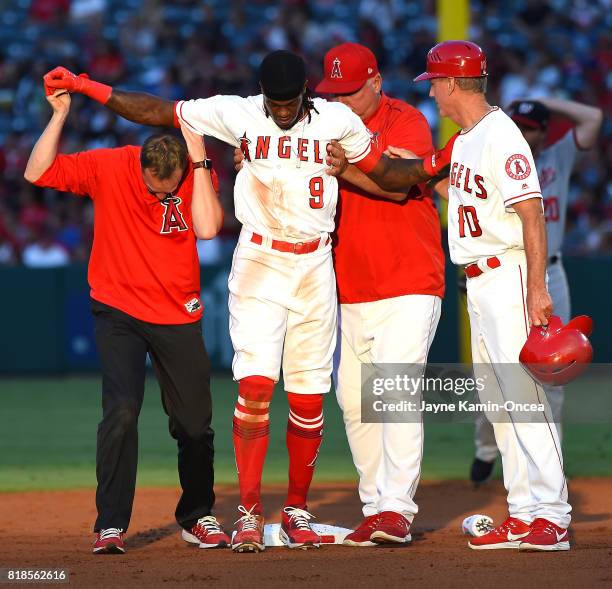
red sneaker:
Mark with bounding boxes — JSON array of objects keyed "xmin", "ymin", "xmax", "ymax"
[
  {"xmin": 343, "ymin": 514, "xmax": 381, "ymax": 547},
  {"xmin": 231, "ymin": 505, "xmax": 265, "ymax": 553},
  {"xmin": 181, "ymin": 516, "xmax": 230, "ymax": 549},
  {"xmin": 518, "ymin": 518, "xmax": 570, "ymax": 551},
  {"xmin": 468, "ymin": 517, "xmax": 530, "ymax": 550},
  {"xmin": 280, "ymin": 506, "xmax": 320, "ymax": 549},
  {"xmin": 93, "ymin": 528, "xmax": 125, "ymax": 554},
  {"xmin": 370, "ymin": 511, "xmax": 412, "ymax": 544}
]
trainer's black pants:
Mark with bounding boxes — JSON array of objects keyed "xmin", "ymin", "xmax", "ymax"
[{"xmin": 92, "ymin": 300, "xmax": 215, "ymax": 532}]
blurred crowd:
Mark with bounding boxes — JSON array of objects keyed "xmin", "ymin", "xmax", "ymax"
[{"xmin": 0, "ymin": 0, "xmax": 610, "ymax": 267}]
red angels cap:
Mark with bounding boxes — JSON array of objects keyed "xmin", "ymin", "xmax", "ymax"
[{"xmin": 315, "ymin": 43, "xmax": 379, "ymax": 94}]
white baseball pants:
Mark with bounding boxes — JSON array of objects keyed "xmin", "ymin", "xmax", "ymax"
[
  {"xmin": 468, "ymin": 249, "xmax": 571, "ymax": 527},
  {"xmin": 333, "ymin": 294, "xmax": 441, "ymax": 519},
  {"xmin": 475, "ymin": 257, "xmax": 569, "ymax": 460},
  {"xmin": 228, "ymin": 231, "xmax": 336, "ymax": 395}
]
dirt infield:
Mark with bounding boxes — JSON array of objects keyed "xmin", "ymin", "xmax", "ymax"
[{"xmin": 1, "ymin": 479, "xmax": 610, "ymax": 588}]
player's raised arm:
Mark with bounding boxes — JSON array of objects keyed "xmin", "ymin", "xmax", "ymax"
[
  {"xmin": 537, "ymin": 97, "xmax": 603, "ymax": 150},
  {"xmin": 43, "ymin": 66, "xmax": 175, "ymax": 127}
]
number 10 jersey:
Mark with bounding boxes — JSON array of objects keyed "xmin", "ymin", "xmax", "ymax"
[{"xmin": 447, "ymin": 107, "xmax": 542, "ymax": 266}]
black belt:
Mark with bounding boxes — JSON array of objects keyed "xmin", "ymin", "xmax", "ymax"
[{"xmin": 548, "ymin": 255, "xmax": 559, "ymax": 265}]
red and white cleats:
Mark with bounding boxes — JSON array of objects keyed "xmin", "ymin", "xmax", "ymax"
[
  {"xmin": 370, "ymin": 511, "xmax": 412, "ymax": 544},
  {"xmin": 518, "ymin": 518, "xmax": 570, "ymax": 551},
  {"xmin": 468, "ymin": 516, "xmax": 530, "ymax": 550},
  {"xmin": 182, "ymin": 516, "xmax": 230, "ymax": 549},
  {"xmin": 280, "ymin": 506, "xmax": 321, "ymax": 549},
  {"xmin": 232, "ymin": 505, "xmax": 265, "ymax": 553},
  {"xmin": 343, "ymin": 514, "xmax": 381, "ymax": 547},
  {"xmin": 93, "ymin": 528, "xmax": 125, "ymax": 554}
]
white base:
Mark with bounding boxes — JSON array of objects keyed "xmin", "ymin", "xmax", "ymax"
[{"xmin": 264, "ymin": 523, "xmax": 352, "ymax": 547}]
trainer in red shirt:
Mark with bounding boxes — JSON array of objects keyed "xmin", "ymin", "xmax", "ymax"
[
  {"xmin": 34, "ymin": 145, "xmax": 208, "ymax": 323},
  {"xmin": 24, "ymin": 86, "xmax": 230, "ymax": 553},
  {"xmin": 316, "ymin": 43, "xmax": 445, "ymax": 546}
]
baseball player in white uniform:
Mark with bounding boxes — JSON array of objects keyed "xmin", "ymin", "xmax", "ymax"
[
  {"xmin": 44, "ymin": 50, "xmax": 402, "ymax": 553},
  {"xmin": 471, "ymin": 97, "xmax": 603, "ymax": 485},
  {"xmin": 327, "ymin": 40, "xmax": 572, "ymax": 551},
  {"xmin": 231, "ymin": 44, "xmax": 452, "ymax": 549},
  {"xmin": 177, "ymin": 53, "xmax": 381, "ymax": 551}
]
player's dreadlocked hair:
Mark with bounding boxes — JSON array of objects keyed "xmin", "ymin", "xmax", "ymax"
[{"xmin": 303, "ymin": 87, "xmax": 319, "ymax": 123}]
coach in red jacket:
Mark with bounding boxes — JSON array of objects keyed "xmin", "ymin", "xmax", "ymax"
[{"xmin": 316, "ymin": 43, "xmax": 445, "ymax": 546}]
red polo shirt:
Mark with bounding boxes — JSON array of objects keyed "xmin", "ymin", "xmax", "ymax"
[
  {"xmin": 333, "ymin": 94, "xmax": 445, "ymax": 303},
  {"xmin": 34, "ymin": 146, "xmax": 217, "ymax": 324}
]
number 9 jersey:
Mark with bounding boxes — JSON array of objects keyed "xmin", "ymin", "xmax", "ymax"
[
  {"xmin": 176, "ymin": 95, "xmax": 374, "ymax": 241},
  {"xmin": 447, "ymin": 107, "xmax": 542, "ymax": 266}
]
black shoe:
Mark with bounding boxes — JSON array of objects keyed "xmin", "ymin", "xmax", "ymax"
[{"xmin": 470, "ymin": 458, "xmax": 495, "ymax": 486}]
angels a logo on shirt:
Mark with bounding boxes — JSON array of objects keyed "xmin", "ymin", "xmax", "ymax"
[
  {"xmin": 505, "ymin": 154, "xmax": 531, "ymax": 180},
  {"xmin": 160, "ymin": 196, "xmax": 188, "ymax": 234},
  {"xmin": 330, "ymin": 57, "xmax": 342, "ymax": 79}
]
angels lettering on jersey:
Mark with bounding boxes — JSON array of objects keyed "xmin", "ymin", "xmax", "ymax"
[
  {"xmin": 238, "ymin": 131, "xmax": 325, "ymax": 164},
  {"xmin": 450, "ymin": 162, "xmax": 488, "ymax": 199}
]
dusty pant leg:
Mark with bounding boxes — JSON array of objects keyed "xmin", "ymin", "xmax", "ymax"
[
  {"xmin": 228, "ymin": 244, "xmax": 294, "ymax": 384},
  {"xmin": 282, "ymin": 249, "xmax": 336, "ymax": 395}
]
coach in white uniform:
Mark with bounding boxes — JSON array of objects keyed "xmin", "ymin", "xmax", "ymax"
[
  {"xmin": 471, "ymin": 98, "xmax": 603, "ymax": 485},
  {"xmin": 410, "ymin": 40, "xmax": 573, "ymax": 552},
  {"xmin": 327, "ymin": 40, "xmax": 573, "ymax": 550}
]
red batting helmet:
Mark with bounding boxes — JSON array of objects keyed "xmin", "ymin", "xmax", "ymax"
[
  {"xmin": 414, "ymin": 40, "xmax": 488, "ymax": 82},
  {"xmin": 519, "ymin": 315, "xmax": 594, "ymax": 386}
]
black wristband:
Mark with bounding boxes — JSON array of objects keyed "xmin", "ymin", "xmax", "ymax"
[{"xmin": 192, "ymin": 159, "xmax": 213, "ymax": 170}]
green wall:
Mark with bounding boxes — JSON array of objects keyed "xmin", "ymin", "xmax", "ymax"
[{"xmin": 0, "ymin": 256, "xmax": 609, "ymax": 374}]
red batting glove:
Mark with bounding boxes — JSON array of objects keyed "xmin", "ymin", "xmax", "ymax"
[
  {"xmin": 422, "ymin": 131, "xmax": 459, "ymax": 177},
  {"xmin": 43, "ymin": 79, "xmax": 55, "ymax": 96},
  {"xmin": 43, "ymin": 66, "xmax": 112, "ymax": 104}
]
